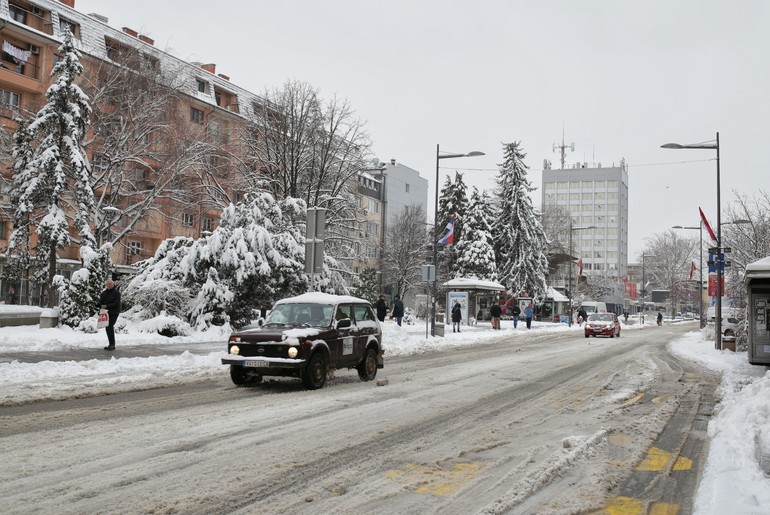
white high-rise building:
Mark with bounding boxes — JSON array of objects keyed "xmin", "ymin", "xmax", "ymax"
[{"xmin": 542, "ymin": 159, "xmax": 629, "ymax": 282}]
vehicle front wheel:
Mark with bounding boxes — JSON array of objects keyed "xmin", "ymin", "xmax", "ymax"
[
  {"xmin": 230, "ymin": 365, "xmax": 262, "ymax": 386},
  {"xmin": 357, "ymin": 348, "xmax": 378, "ymax": 381},
  {"xmin": 302, "ymin": 352, "xmax": 327, "ymax": 390},
  {"xmin": 585, "ymin": 334, "xmax": 590, "ymax": 338},
  {"xmin": 230, "ymin": 365, "xmax": 248, "ymax": 386}
]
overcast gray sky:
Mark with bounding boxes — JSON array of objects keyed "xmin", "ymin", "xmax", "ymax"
[{"xmin": 75, "ymin": 0, "xmax": 770, "ymax": 261}]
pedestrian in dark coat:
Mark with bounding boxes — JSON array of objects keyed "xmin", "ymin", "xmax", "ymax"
[
  {"xmin": 375, "ymin": 295, "xmax": 387, "ymax": 322},
  {"xmin": 451, "ymin": 301, "xmax": 462, "ymax": 333},
  {"xmin": 577, "ymin": 307, "xmax": 588, "ymax": 326},
  {"xmin": 490, "ymin": 303, "xmax": 502, "ymax": 330},
  {"xmin": 392, "ymin": 295, "xmax": 405, "ymax": 326},
  {"xmin": 511, "ymin": 303, "xmax": 521, "ymax": 328},
  {"xmin": 98, "ymin": 279, "xmax": 121, "ymax": 351}
]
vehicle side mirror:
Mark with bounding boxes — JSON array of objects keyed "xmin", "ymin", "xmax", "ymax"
[
  {"xmin": 337, "ymin": 318, "xmax": 351, "ymax": 329},
  {"xmin": 257, "ymin": 318, "xmax": 265, "ymax": 327}
]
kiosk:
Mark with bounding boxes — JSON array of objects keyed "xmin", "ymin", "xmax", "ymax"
[{"xmin": 745, "ymin": 256, "xmax": 770, "ymax": 365}]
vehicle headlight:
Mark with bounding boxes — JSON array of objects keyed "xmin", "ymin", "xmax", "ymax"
[
  {"xmin": 229, "ymin": 345, "xmax": 240, "ymax": 355},
  {"xmin": 229, "ymin": 336, "xmax": 241, "ymax": 343},
  {"xmin": 288, "ymin": 346, "xmax": 298, "ymax": 358}
]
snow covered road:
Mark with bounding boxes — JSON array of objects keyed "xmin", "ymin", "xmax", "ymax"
[{"xmin": 0, "ymin": 322, "xmax": 716, "ymax": 514}]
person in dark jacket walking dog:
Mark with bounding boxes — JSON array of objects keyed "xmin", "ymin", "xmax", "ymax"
[{"xmin": 98, "ymin": 279, "xmax": 121, "ymax": 351}]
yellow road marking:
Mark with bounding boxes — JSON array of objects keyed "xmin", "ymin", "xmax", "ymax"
[
  {"xmin": 635, "ymin": 446, "xmax": 693, "ymax": 471},
  {"xmin": 673, "ymin": 456, "xmax": 693, "ymax": 471},
  {"xmin": 650, "ymin": 501, "xmax": 679, "ymax": 514},
  {"xmin": 385, "ymin": 462, "xmax": 484, "ymax": 496},
  {"xmin": 602, "ymin": 497, "xmax": 680, "ymax": 515},
  {"xmin": 604, "ymin": 495, "xmax": 644, "ymax": 514},
  {"xmin": 636, "ymin": 447, "xmax": 672, "ymax": 471},
  {"xmin": 622, "ymin": 392, "xmax": 645, "ymax": 407}
]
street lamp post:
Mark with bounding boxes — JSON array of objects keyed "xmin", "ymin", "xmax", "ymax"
[
  {"xmin": 568, "ymin": 220, "xmax": 597, "ymax": 326},
  {"xmin": 431, "ymin": 144, "xmax": 484, "ymax": 336},
  {"xmin": 672, "ymin": 223, "xmax": 704, "ymax": 327},
  {"xmin": 662, "ymin": 133, "xmax": 722, "ymax": 348},
  {"xmin": 640, "ymin": 253, "xmax": 655, "ymax": 325}
]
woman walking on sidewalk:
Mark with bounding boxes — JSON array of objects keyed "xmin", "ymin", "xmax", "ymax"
[{"xmin": 98, "ymin": 279, "xmax": 121, "ymax": 350}]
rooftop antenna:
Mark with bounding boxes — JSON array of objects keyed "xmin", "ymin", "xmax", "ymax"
[{"xmin": 552, "ymin": 123, "xmax": 574, "ymax": 169}]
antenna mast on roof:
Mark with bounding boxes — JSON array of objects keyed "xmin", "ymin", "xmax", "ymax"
[{"xmin": 552, "ymin": 123, "xmax": 574, "ymax": 170}]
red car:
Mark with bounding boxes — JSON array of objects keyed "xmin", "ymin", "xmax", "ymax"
[{"xmin": 584, "ymin": 312, "xmax": 621, "ymax": 338}]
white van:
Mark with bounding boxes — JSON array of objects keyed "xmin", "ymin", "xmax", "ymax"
[
  {"xmin": 578, "ymin": 301, "xmax": 607, "ymax": 314},
  {"xmin": 706, "ymin": 307, "xmax": 740, "ymax": 336}
]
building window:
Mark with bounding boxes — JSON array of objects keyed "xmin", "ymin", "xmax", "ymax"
[
  {"xmin": 60, "ymin": 18, "xmax": 80, "ymax": 38},
  {"xmin": 0, "ymin": 89, "xmax": 20, "ymax": 108},
  {"xmin": 182, "ymin": 213, "xmax": 194, "ymax": 227},
  {"xmin": 202, "ymin": 217, "xmax": 213, "ymax": 232},
  {"xmin": 405, "ymin": 183, "xmax": 410, "ymax": 193},
  {"xmin": 190, "ymin": 107, "xmax": 204, "ymax": 124},
  {"xmin": 127, "ymin": 241, "xmax": 142, "ymax": 256},
  {"xmin": 196, "ymin": 79, "xmax": 206, "ymax": 93},
  {"xmin": 366, "ymin": 244, "xmax": 377, "ymax": 258},
  {"xmin": 366, "ymin": 221, "xmax": 379, "ymax": 237},
  {"xmin": 368, "ymin": 198, "xmax": 379, "ymax": 214},
  {"xmin": 0, "ymin": 220, "xmax": 5, "ymax": 239},
  {"xmin": 9, "ymin": 4, "xmax": 26, "ymax": 24}
]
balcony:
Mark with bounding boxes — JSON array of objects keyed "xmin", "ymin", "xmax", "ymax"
[{"xmin": 8, "ymin": 3, "xmax": 53, "ymax": 36}]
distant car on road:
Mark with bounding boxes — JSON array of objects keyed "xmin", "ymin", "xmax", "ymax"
[
  {"xmin": 221, "ymin": 292, "xmax": 383, "ymax": 389},
  {"xmin": 584, "ymin": 312, "xmax": 621, "ymax": 338}
]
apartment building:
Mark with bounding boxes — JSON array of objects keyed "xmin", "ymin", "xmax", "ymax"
[
  {"xmin": 351, "ymin": 159, "xmax": 429, "ymax": 278},
  {"xmin": 542, "ymin": 159, "xmax": 629, "ymax": 303},
  {"xmin": 0, "ymin": 0, "xmax": 384, "ymax": 304}
]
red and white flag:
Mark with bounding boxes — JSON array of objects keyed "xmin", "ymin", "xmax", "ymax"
[
  {"xmin": 699, "ymin": 207, "xmax": 717, "ymax": 242},
  {"xmin": 689, "ymin": 261, "xmax": 697, "ymax": 280},
  {"xmin": 437, "ymin": 213, "xmax": 456, "ymax": 245},
  {"xmin": 577, "ymin": 258, "xmax": 583, "ymax": 276}
]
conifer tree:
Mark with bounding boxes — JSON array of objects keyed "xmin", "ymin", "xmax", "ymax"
[
  {"xmin": 493, "ymin": 142, "xmax": 550, "ymax": 301},
  {"xmin": 351, "ymin": 267, "xmax": 381, "ymax": 303},
  {"xmin": 454, "ymin": 187, "xmax": 497, "ymax": 280},
  {"xmin": 7, "ymin": 29, "xmax": 95, "ymax": 309},
  {"xmin": 435, "ymin": 171, "xmax": 468, "ymax": 281}
]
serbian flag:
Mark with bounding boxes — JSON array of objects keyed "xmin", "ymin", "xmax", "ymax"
[
  {"xmin": 699, "ymin": 207, "xmax": 717, "ymax": 242},
  {"xmin": 437, "ymin": 214, "xmax": 456, "ymax": 245},
  {"xmin": 689, "ymin": 261, "xmax": 697, "ymax": 280},
  {"xmin": 577, "ymin": 258, "xmax": 583, "ymax": 276}
]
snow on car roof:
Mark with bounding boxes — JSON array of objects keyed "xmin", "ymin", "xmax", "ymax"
[{"xmin": 274, "ymin": 292, "xmax": 370, "ymax": 305}]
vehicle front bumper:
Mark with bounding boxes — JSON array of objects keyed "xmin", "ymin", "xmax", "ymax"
[
  {"xmin": 585, "ymin": 326, "xmax": 614, "ymax": 336},
  {"xmin": 222, "ymin": 356, "xmax": 306, "ymax": 369}
]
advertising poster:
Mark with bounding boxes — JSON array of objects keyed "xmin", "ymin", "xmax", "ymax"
[{"xmin": 447, "ymin": 291, "xmax": 469, "ymax": 325}]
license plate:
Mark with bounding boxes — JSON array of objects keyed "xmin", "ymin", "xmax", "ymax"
[{"xmin": 243, "ymin": 360, "xmax": 269, "ymax": 368}]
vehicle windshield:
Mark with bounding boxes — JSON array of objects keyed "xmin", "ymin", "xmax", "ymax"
[
  {"xmin": 588, "ymin": 313, "xmax": 614, "ymax": 322},
  {"xmin": 264, "ymin": 303, "xmax": 335, "ymax": 327}
]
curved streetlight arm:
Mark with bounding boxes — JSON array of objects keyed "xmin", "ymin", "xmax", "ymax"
[{"xmin": 661, "ymin": 132, "xmax": 723, "ymax": 348}]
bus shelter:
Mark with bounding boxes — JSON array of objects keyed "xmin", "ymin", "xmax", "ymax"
[
  {"xmin": 442, "ymin": 278, "xmax": 506, "ymax": 324},
  {"xmin": 745, "ymin": 256, "xmax": 770, "ymax": 365}
]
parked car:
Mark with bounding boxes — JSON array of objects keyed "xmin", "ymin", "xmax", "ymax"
[
  {"xmin": 221, "ymin": 292, "xmax": 384, "ymax": 389},
  {"xmin": 584, "ymin": 312, "xmax": 621, "ymax": 338}
]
